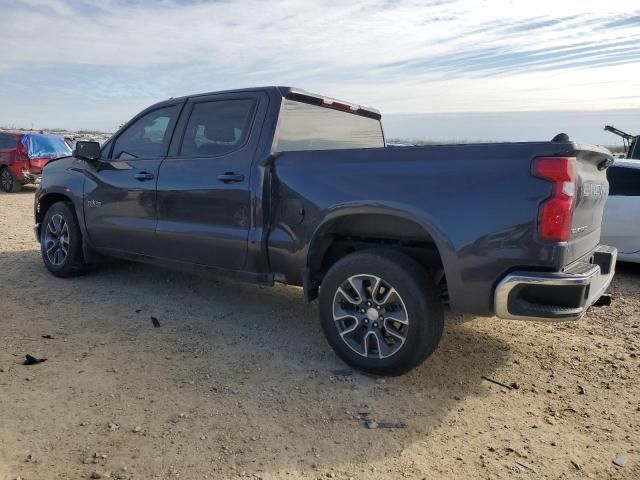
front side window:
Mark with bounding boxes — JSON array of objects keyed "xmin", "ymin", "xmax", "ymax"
[
  {"xmin": 112, "ymin": 105, "xmax": 179, "ymax": 159},
  {"xmin": 0, "ymin": 133, "xmax": 17, "ymax": 149},
  {"xmin": 274, "ymin": 99, "xmax": 385, "ymax": 152},
  {"xmin": 608, "ymin": 165, "xmax": 640, "ymax": 196},
  {"xmin": 179, "ymin": 99, "xmax": 256, "ymax": 157}
]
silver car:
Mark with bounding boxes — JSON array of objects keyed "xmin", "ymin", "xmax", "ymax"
[{"xmin": 602, "ymin": 160, "xmax": 640, "ymax": 263}]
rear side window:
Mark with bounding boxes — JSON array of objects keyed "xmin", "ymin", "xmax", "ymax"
[
  {"xmin": 274, "ymin": 99, "xmax": 385, "ymax": 152},
  {"xmin": 23, "ymin": 134, "xmax": 71, "ymax": 158},
  {"xmin": 0, "ymin": 133, "xmax": 17, "ymax": 149},
  {"xmin": 608, "ymin": 165, "xmax": 640, "ymax": 196},
  {"xmin": 112, "ymin": 105, "xmax": 179, "ymax": 159},
  {"xmin": 179, "ymin": 99, "xmax": 256, "ymax": 157}
]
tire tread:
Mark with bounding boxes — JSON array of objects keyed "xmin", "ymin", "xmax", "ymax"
[{"xmin": 319, "ymin": 248, "xmax": 444, "ymax": 376}]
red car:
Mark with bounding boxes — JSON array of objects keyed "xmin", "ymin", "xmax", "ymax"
[{"xmin": 0, "ymin": 131, "xmax": 72, "ymax": 192}]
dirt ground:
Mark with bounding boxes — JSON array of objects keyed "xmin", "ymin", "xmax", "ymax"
[{"xmin": 1, "ymin": 188, "xmax": 638, "ymax": 480}]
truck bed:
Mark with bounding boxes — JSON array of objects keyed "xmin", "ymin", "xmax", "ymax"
[{"xmin": 268, "ymin": 141, "xmax": 612, "ymax": 315}]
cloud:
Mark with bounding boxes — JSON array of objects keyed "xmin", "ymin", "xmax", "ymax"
[
  {"xmin": 17, "ymin": 0, "xmax": 73, "ymax": 16},
  {"xmin": 0, "ymin": 0, "xmax": 639, "ymax": 130}
]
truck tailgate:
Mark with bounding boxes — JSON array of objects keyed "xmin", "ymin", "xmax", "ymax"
[{"xmin": 565, "ymin": 145, "xmax": 613, "ymax": 265}]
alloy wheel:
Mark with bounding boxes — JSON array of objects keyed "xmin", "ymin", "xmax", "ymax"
[
  {"xmin": 332, "ymin": 274, "xmax": 409, "ymax": 359},
  {"xmin": 44, "ymin": 214, "xmax": 70, "ymax": 266},
  {"xmin": 1, "ymin": 169, "xmax": 13, "ymax": 192}
]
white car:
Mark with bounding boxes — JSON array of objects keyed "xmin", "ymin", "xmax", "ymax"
[{"xmin": 602, "ymin": 160, "xmax": 640, "ymax": 263}]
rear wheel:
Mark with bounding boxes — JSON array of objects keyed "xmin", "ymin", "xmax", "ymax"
[
  {"xmin": 41, "ymin": 202, "xmax": 88, "ymax": 277},
  {"xmin": 319, "ymin": 249, "xmax": 444, "ymax": 376},
  {"xmin": 0, "ymin": 167, "xmax": 21, "ymax": 193}
]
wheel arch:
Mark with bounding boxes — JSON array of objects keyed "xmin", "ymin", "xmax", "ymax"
[
  {"xmin": 36, "ymin": 192, "xmax": 74, "ymax": 225},
  {"xmin": 35, "ymin": 190, "xmax": 96, "ymax": 262},
  {"xmin": 305, "ymin": 205, "xmax": 454, "ymax": 302}
]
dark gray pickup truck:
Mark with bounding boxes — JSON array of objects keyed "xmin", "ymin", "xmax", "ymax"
[{"xmin": 35, "ymin": 86, "xmax": 617, "ymax": 375}]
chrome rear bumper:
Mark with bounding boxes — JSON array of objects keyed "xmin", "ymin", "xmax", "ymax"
[{"xmin": 494, "ymin": 245, "xmax": 617, "ymax": 321}]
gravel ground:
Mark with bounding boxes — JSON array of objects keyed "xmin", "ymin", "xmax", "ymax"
[{"xmin": 1, "ymin": 188, "xmax": 638, "ymax": 480}]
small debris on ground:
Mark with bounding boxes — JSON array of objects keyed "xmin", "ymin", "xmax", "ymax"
[
  {"xmin": 150, "ymin": 316, "xmax": 160, "ymax": 328},
  {"xmin": 377, "ymin": 421, "xmax": 407, "ymax": 429},
  {"xmin": 613, "ymin": 454, "xmax": 628, "ymax": 468},
  {"xmin": 515, "ymin": 460, "xmax": 537, "ymax": 472},
  {"xmin": 42, "ymin": 334, "xmax": 54, "ymax": 339},
  {"xmin": 23, "ymin": 354, "xmax": 47, "ymax": 365},
  {"xmin": 365, "ymin": 420, "xmax": 406, "ymax": 429},
  {"xmin": 481, "ymin": 375, "xmax": 513, "ymax": 390}
]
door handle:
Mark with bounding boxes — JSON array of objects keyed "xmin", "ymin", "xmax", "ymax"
[
  {"xmin": 217, "ymin": 172, "xmax": 245, "ymax": 183},
  {"xmin": 134, "ymin": 172, "xmax": 155, "ymax": 181}
]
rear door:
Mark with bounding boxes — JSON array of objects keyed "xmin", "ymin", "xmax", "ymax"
[
  {"xmin": 602, "ymin": 164, "xmax": 640, "ymax": 255},
  {"xmin": 84, "ymin": 103, "xmax": 182, "ymax": 255},
  {"xmin": 155, "ymin": 91, "xmax": 268, "ymax": 270}
]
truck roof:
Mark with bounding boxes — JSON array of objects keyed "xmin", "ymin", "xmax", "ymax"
[{"xmin": 164, "ymin": 86, "xmax": 381, "ymax": 120}]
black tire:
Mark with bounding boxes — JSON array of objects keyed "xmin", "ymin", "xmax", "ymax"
[
  {"xmin": 319, "ymin": 249, "xmax": 444, "ymax": 376},
  {"xmin": 40, "ymin": 202, "xmax": 88, "ymax": 277},
  {"xmin": 0, "ymin": 167, "xmax": 21, "ymax": 193}
]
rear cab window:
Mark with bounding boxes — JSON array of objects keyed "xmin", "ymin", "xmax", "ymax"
[{"xmin": 274, "ymin": 97, "xmax": 385, "ymax": 152}]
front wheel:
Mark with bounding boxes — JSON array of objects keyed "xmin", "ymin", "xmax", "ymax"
[
  {"xmin": 41, "ymin": 202, "xmax": 88, "ymax": 277},
  {"xmin": 319, "ymin": 249, "xmax": 444, "ymax": 376}
]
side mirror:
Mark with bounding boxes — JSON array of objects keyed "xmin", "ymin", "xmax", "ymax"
[{"xmin": 73, "ymin": 141, "xmax": 101, "ymax": 161}]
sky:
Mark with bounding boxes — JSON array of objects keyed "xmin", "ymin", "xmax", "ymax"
[{"xmin": 0, "ymin": 0, "xmax": 639, "ymax": 145}]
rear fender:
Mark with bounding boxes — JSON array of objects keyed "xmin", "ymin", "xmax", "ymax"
[{"xmin": 305, "ymin": 203, "xmax": 457, "ymax": 299}]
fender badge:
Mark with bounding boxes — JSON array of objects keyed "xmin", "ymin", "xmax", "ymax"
[{"xmin": 87, "ymin": 199, "xmax": 102, "ymax": 208}]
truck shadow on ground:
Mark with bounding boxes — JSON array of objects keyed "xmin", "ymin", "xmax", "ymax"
[
  {"xmin": 616, "ymin": 260, "xmax": 640, "ymax": 276},
  {"xmin": 1, "ymin": 249, "xmax": 512, "ymax": 478}
]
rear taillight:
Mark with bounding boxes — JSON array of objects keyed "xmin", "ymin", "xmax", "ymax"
[
  {"xmin": 532, "ymin": 156, "xmax": 577, "ymax": 242},
  {"xmin": 17, "ymin": 138, "xmax": 29, "ymax": 161}
]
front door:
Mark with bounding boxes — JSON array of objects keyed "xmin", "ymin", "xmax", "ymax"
[
  {"xmin": 84, "ymin": 103, "xmax": 181, "ymax": 255},
  {"xmin": 155, "ymin": 92, "xmax": 268, "ymax": 270},
  {"xmin": 602, "ymin": 165, "xmax": 640, "ymax": 255}
]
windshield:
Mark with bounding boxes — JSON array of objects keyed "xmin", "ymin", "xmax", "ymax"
[{"xmin": 22, "ymin": 134, "xmax": 72, "ymax": 159}]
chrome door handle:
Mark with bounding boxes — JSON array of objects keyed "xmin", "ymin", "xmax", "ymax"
[
  {"xmin": 217, "ymin": 173, "xmax": 245, "ymax": 183},
  {"xmin": 134, "ymin": 172, "xmax": 154, "ymax": 181}
]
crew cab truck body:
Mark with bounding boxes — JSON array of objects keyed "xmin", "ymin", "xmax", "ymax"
[{"xmin": 35, "ymin": 86, "xmax": 616, "ymax": 375}]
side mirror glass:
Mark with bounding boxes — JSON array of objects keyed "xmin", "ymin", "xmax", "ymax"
[{"xmin": 73, "ymin": 141, "xmax": 101, "ymax": 161}]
